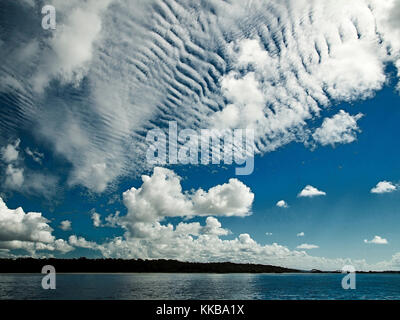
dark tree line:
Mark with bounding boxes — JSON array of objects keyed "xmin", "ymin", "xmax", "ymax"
[{"xmin": 0, "ymin": 258, "xmax": 302, "ymax": 273}]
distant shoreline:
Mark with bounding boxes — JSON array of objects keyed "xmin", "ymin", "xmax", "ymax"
[
  {"xmin": 0, "ymin": 258, "xmax": 300, "ymax": 274},
  {"xmin": 0, "ymin": 258, "xmax": 399, "ymax": 274}
]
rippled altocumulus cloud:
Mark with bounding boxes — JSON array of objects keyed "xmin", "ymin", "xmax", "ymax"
[{"xmin": 1, "ymin": 0, "xmax": 400, "ymax": 192}]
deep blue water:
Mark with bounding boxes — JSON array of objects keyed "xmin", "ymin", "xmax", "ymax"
[{"xmin": 0, "ymin": 273, "xmax": 399, "ymax": 300}]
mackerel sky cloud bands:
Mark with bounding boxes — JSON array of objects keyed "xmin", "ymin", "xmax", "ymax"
[{"xmin": 1, "ymin": 0, "xmax": 400, "ymax": 191}]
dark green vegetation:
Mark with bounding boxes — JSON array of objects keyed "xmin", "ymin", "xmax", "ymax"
[
  {"xmin": 0, "ymin": 258, "xmax": 301, "ymax": 273},
  {"xmin": 1, "ymin": 259, "xmax": 398, "ymax": 273}
]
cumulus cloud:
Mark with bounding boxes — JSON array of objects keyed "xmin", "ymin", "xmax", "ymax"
[
  {"xmin": 298, "ymin": 185, "xmax": 326, "ymax": 198},
  {"xmin": 297, "ymin": 244, "xmax": 319, "ymax": 250},
  {"xmin": 297, "ymin": 232, "xmax": 305, "ymax": 237},
  {"xmin": 120, "ymin": 167, "xmax": 254, "ymax": 225},
  {"xmin": 0, "ymin": 197, "xmax": 53, "ymax": 243},
  {"xmin": 201, "ymin": 217, "xmax": 230, "ymax": 237},
  {"xmin": 371, "ymin": 181, "xmax": 397, "ymax": 194},
  {"xmin": 91, "ymin": 211, "xmax": 102, "ymax": 227},
  {"xmin": 81, "ymin": 179, "xmax": 389, "ymax": 271},
  {"xmin": 81, "ymin": 220, "xmax": 386, "ymax": 271},
  {"xmin": 312, "ymin": 110, "xmax": 364, "ymax": 147},
  {"xmin": 0, "ymin": 197, "xmax": 73, "ymax": 254},
  {"xmin": 1, "ymin": 140, "xmax": 20, "ymax": 163},
  {"xmin": 364, "ymin": 236, "xmax": 388, "ymax": 244},
  {"xmin": 59, "ymin": 220, "xmax": 72, "ymax": 231},
  {"xmin": 68, "ymin": 235, "xmax": 99, "ymax": 250},
  {"xmin": 0, "ymin": 181, "xmax": 394, "ymax": 271},
  {"xmin": 276, "ymin": 200, "xmax": 288, "ymax": 208},
  {"xmin": 53, "ymin": 239, "xmax": 74, "ymax": 253}
]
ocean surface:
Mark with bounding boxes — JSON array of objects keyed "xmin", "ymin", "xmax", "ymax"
[{"xmin": 0, "ymin": 273, "xmax": 399, "ymax": 300}]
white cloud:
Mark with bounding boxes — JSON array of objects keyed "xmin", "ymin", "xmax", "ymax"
[
  {"xmin": 297, "ymin": 244, "xmax": 319, "ymax": 250},
  {"xmin": 364, "ymin": 236, "xmax": 388, "ymax": 245},
  {"xmin": 59, "ymin": 220, "xmax": 72, "ymax": 231},
  {"xmin": 2, "ymin": 177, "xmax": 400, "ymax": 271},
  {"xmin": 1, "ymin": 140, "xmax": 20, "ymax": 163},
  {"xmin": 0, "ymin": 197, "xmax": 73, "ymax": 254},
  {"xmin": 0, "ymin": 197, "xmax": 53, "ymax": 243},
  {"xmin": 312, "ymin": 110, "xmax": 364, "ymax": 147},
  {"xmin": 91, "ymin": 211, "xmax": 102, "ymax": 227},
  {"xmin": 211, "ymin": 72, "xmax": 265, "ymax": 129},
  {"xmin": 0, "ymin": 140, "xmax": 58, "ymax": 198},
  {"xmin": 86, "ymin": 181, "xmax": 378, "ymax": 271},
  {"xmin": 1, "ymin": 140, "xmax": 24, "ymax": 190},
  {"xmin": 4, "ymin": 165, "xmax": 24, "ymax": 190},
  {"xmin": 265, "ymin": 232, "xmax": 273, "ymax": 236},
  {"xmin": 313, "ymin": 39, "xmax": 386, "ymax": 101},
  {"xmin": 2, "ymin": 0, "xmax": 400, "ymax": 194},
  {"xmin": 120, "ymin": 167, "xmax": 254, "ymax": 226},
  {"xmin": 298, "ymin": 185, "xmax": 326, "ymax": 198},
  {"xmin": 25, "ymin": 148, "xmax": 44, "ymax": 164},
  {"xmin": 212, "ymin": 0, "xmax": 389, "ymax": 157},
  {"xmin": 297, "ymin": 232, "xmax": 305, "ymax": 237},
  {"xmin": 3, "ymin": 164, "xmax": 58, "ymax": 199},
  {"xmin": 32, "ymin": 0, "xmax": 114, "ymax": 92},
  {"xmin": 68, "ymin": 235, "xmax": 99, "ymax": 250},
  {"xmin": 87, "ymin": 220, "xmax": 381, "ymax": 271},
  {"xmin": 191, "ymin": 177, "xmax": 254, "ymax": 217},
  {"xmin": 53, "ymin": 239, "xmax": 74, "ymax": 253},
  {"xmin": 24, "ymin": 172, "xmax": 59, "ymax": 198},
  {"xmin": 1, "ymin": 184, "xmax": 396, "ymax": 270},
  {"xmin": 276, "ymin": 200, "xmax": 288, "ymax": 208},
  {"xmin": 202, "ymin": 217, "xmax": 230, "ymax": 237},
  {"xmin": 371, "ymin": 181, "xmax": 397, "ymax": 194}
]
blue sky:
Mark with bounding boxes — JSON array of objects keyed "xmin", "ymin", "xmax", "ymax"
[
  {"xmin": 40, "ymin": 83, "xmax": 400, "ymax": 263},
  {"xmin": 1, "ymin": 0, "xmax": 400, "ymax": 270}
]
